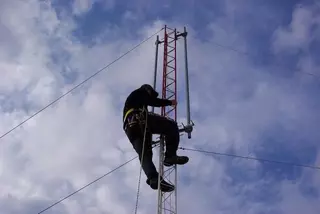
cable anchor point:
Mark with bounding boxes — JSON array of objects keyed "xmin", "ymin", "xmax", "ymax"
[{"xmin": 179, "ymin": 120, "xmax": 194, "ymax": 139}]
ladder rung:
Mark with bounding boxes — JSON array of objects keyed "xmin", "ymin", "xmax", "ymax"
[
  {"xmin": 165, "ymin": 90, "xmax": 174, "ymax": 95},
  {"xmin": 166, "ymin": 76, "xmax": 175, "ymax": 82},
  {"xmin": 164, "ymin": 71, "xmax": 174, "ymax": 77},
  {"xmin": 165, "ymin": 87, "xmax": 175, "ymax": 93},
  {"xmin": 166, "ymin": 81, "xmax": 175, "ymax": 88},
  {"xmin": 167, "ymin": 59, "xmax": 174, "ymax": 64},
  {"xmin": 166, "ymin": 108, "xmax": 175, "ymax": 115},
  {"xmin": 166, "ymin": 63, "xmax": 175, "ymax": 69},
  {"xmin": 167, "ymin": 65, "xmax": 175, "ymax": 70}
]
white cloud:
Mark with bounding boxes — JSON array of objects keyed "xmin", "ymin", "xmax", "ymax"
[
  {"xmin": 272, "ymin": 4, "xmax": 320, "ymax": 53},
  {"xmin": 72, "ymin": 0, "xmax": 95, "ymax": 15},
  {"xmin": 72, "ymin": 0, "xmax": 115, "ymax": 15}
]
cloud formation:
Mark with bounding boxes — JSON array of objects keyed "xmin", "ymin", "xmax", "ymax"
[{"xmin": 273, "ymin": 4, "xmax": 320, "ymax": 53}]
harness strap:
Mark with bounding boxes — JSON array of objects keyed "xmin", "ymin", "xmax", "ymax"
[
  {"xmin": 123, "ymin": 108, "xmax": 146, "ymax": 130},
  {"xmin": 123, "ymin": 108, "xmax": 135, "ymax": 123}
]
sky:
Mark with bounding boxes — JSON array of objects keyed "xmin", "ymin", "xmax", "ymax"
[{"xmin": 0, "ymin": 0, "xmax": 320, "ymax": 213}]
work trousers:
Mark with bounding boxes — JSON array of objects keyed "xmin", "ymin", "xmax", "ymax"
[{"xmin": 124, "ymin": 112, "xmax": 180, "ymax": 179}]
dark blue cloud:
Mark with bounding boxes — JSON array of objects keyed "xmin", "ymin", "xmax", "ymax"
[
  {"xmin": 299, "ymin": 171, "xmax": 319, "ymax": 199},
  {"xmin": 215, "ymin": 119, "xmax": 319, "ymax": 207},
  {"xmin": 255, "ymin": 123, "xmax": 317, "ymax": 180},
  {"xmin": 49, "ymin": 0, "xmax": 320, "ymax": 79},
  {"xmin": 50, "ymin": 1, "xmax": 308, "ymax": 42},
  {"xmin": 53, "ymin": 0, "xmax": 320, "ymax": 92},
  {"xmin": 49, "ymin": 0, "xmax": 223, "ymax": 43},
  {"xmin": 51, "ymin": 0, "xmax": 73, "ymax": 18}
]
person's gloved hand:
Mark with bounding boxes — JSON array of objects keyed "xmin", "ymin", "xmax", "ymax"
[{"xmin": 170, "ymin": 100, "xmax": 177, "ymax": 106}]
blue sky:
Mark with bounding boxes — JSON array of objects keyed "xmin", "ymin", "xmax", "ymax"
[{"xmin": 0, "ymin": 0, "xmax": 320, "ymax": 214}]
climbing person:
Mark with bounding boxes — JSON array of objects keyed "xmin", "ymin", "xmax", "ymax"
[{"xmin": 122, "ymin": 84, "xmax": 189, "ymax": 192}]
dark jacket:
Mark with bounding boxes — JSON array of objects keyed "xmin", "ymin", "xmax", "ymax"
[{"xmin": 123, "ymin": 87, "xmax": 172, "ymax": 122}]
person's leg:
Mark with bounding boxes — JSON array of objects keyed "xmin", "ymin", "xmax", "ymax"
[
  {"xmin": 147, "ymin": 113, "xmax": 189, "ymax": 166},
  {"xmin": 147, "ymin": 113, "xmax": 179, "ymax": 155},
  {"xmin": 125, "ymin": 120, "xmax": 174, "ymax": 192},
  {"xmin": 125, "ymin": 124, "xmax": 157, "ymax": 179}
]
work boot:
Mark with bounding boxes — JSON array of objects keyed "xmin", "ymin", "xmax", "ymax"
[
  {"xmin": 146, "ymin": 176, "xmax": 175, "ymax": 192},
  {"xmin": 164, "ymin": 155, "xmax": 189, "ymax": 167}
]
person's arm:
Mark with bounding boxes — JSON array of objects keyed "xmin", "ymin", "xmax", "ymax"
[
  {"xmin": 142, "ymin": 90, "xmax": 174, "ymax": 107},
  {"xmin": 147, "ymin": 97, "xmax": 173, "ymax": 107}
]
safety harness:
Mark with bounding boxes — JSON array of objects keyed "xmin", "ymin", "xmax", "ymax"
[{"xmin": 123, "ymin": 107, "xmax": 147, "ymax": 132}]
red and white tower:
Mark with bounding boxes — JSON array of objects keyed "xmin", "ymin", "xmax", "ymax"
[{"xmin": 152, "ymin": 25, "xmax": 194, "ymax": 214}]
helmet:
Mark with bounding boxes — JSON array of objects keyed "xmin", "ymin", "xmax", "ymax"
[{"xmin": 140, "ymin": 84, "xmax": 159, "ymax": 97}]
